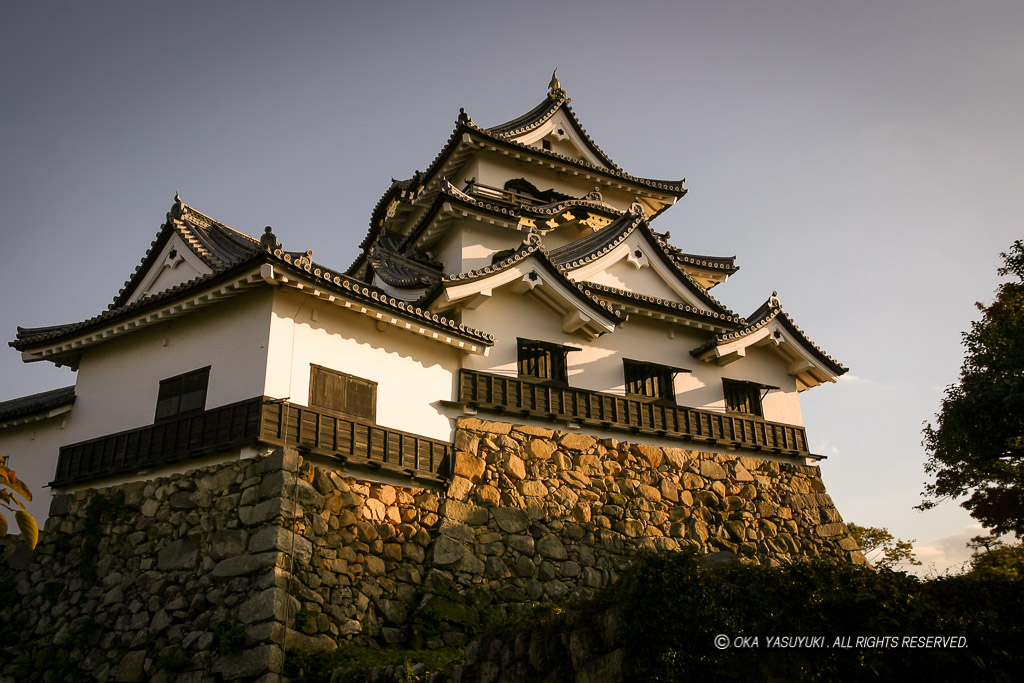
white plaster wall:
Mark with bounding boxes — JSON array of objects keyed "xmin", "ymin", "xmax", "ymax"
[
  {"xmin": 70, "ymin": 291, "xmax": 274, "ymax": 436},
  {"xmin": 0, "ymin": 290, "xmax": 275, "ymax": 517},
  {"xmin": 264, "ymin": 289, "xmax": 462, "ymax": 441},
  {"xmin": 581, "ymin": 257, "xmax": 686, "ymax": 303},
  {"xmin": 459, "ymin": 222, "xmax": 527, "ymax": 273},
  {"xmin": 0, "ymin": 417, "xmax": 69, "ymax": 524},
  {"xmin": 461, "ymin": 289, "xmax": 804, "ymax": 425}
]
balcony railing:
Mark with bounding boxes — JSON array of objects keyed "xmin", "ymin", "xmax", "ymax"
[
  {"xmin": 53, "ymin": 397, "xmax": 450, "ymax": 487},
  {"xmin": 457, "ymin": 369, "xmax": 810, "ymax": 457},
  {"xmin": 258, "ymin": 401, "xmax": 450, "ymax": 482}
]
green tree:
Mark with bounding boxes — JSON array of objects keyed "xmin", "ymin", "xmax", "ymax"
[
  {"xmin": 920, "ymin": 240, "xmax": 1024, "ymax": 538},
  {"xmin": 966, "ymin": 533, "xmax": 1024, "ymax": 579},
  {"xmin": 847, "ymin": 523, "xmax": 920, "ymax": 570}
]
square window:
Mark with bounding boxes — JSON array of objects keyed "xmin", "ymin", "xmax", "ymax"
[
  {"xmin": 155, "ymin": 367, "xmax": 210, "ymax": 421},
  {"xmin": 723, "ymin": 379, "xmax": 765, "ymax": 417},
  {"xmin": 309, "ymin": 365, "xmax": 377, "ymax": 420},
  {"xmin": 624, "ymin": 359, "xmax": 679, "ymax": 402},
  {"xmin": 517, "ymin": 338, "xmax": 579, "ymax": 385}
]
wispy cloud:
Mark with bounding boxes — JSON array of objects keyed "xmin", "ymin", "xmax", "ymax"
[
  {"xmin": 814, "ymin": 440, "xmax": 840, "ymax": 457},
  {"xmin": 911, "ymin": 525, "xmax": 1014, "ymax": 576},
  {"xmin": 838, "ymin": 374, "xmax": 873, "ymax": 385}
]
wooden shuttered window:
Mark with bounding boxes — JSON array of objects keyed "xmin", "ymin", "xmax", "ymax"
[
  {"xmin": 155, "ymin": 366, "xmax": 210, "ymax": 421},
  {"xmin": 517, "ymin": 338, "xmax": 579, "ymax": 385},
  {"xmin": 723, "ymin": 379, "xmax": 765, "ymax": 417},
  {"xmin": 623, "ymin": 359, "xmax": 678, "ymax": 402},
  {"xmin": 309, "ymin": 365, "xmax": 377, "ymax": 420}
]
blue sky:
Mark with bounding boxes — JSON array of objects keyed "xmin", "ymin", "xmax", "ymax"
[{"xmin": 2, "ymin": 1, "xmax": 1022, "ymax": 572}]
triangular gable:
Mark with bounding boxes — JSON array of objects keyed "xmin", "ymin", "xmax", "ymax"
[
  {"xmin": 550, "ymin": 211, "xmax": 738, "ymax": 319},
  {"xmin": 426, "ymin": 241, "xmax": 620, "ymax": 340},
  {"xmin": 124, "ymin": 232, "xmax": 214, "ymax": 306},
  {"xmin": 114, "ymin": 196, "xmax": 259, "ymax": 308},
  {"xmin": 500, "ymin": 108, "xmax": 611, "ymax": 170},
  {"xmin": 691, "ymin": 295, "xmax": 847, "ymax": 391},
  {"xmin": 487, "ymin": 72, "xmax": 621, "ymax": 172}
]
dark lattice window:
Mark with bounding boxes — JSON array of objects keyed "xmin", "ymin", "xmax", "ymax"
[
  {"xmin": 723, "ymin": 379, "xmax": 764, "ymax": 417},
  {"xmin": 155, "ymin": 367, "xmax": 210, "ymax": 421},
  {"xmin": 624, "ymin": 359, "xmax": 679, "ymax": 402},
  {"xmin": 517, "ymin": 338, "xmax": 579, "ymax": 385},
  {"xmin": 309, "ymin": 365, "xmax": 377, "ymax": 420}
]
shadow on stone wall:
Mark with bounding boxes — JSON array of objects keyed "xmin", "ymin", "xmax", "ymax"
[{"xmin": 0, "ymin": 418, "xmax": 861, "ymax": 681}]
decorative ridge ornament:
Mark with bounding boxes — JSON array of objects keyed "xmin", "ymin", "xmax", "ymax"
[
  {"xmin": 548, "ymin": 69, "xmax": 565, "ymax": 99},
  {"xmin": 260, "ymin": 226, "xmax": 281, "ymax": 252}
]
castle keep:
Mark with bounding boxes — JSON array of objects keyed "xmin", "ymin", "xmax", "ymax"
[{"xmin": 1, "ymin": 75, "xmax": 859, "ymax": 680}]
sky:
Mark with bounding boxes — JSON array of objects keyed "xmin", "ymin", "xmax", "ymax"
[{"xmin": 2, "ymin": 0, "xmax": 1022, "ymax": 574}]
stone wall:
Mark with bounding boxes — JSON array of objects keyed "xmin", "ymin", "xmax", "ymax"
[
  {"xmin": 0, "ymin": 417, "xmax": 862, "ymax": 680},
  {"xmin": 0, "ymin": 451, "xmax": 298, "ymax": 682}
]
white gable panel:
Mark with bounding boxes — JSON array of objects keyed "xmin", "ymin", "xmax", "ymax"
[
  {"xmin": 510, "ymin": 110, "xmax": 609, "ymax": 169},
  {"xmin": 125, "ymin": 233, "xmax": 214, "ymax": 305},
  {"xmin": 565, "ymin": 232, "xmax": 711, "ymax": 312},
  {"xmin": 583, "ymin": 256, "xmax": 686, "ymax": 303}
]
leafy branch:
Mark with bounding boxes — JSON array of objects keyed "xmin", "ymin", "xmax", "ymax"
[{"xmin": 0, "ymin": 454, "xmax": 38, "ymax": 550}]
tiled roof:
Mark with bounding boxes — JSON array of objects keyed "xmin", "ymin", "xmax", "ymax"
[
  {"xmin": 548, "ymin": 211, "xmax": 739, "ymax": 319},
  {"xmin": 111, "ymin": 196, "xmax": 261, "ymax": 309},
  {"xmin": 14, "ymin": 257, "xmax": 257, "ymax": 349},
  {"xmin": 485, "ymin": 88, "xmax": 623, "ymax": 173},
  {"xmin": 270, "ymin": 249, "xmax": 494, "ymax": 344},
  {"xmin": 0, "ymin": 386, "xmax": 76, "ymax": 424},
  {"xmin": 463, "ymin": 117, "xmax": 685, "ymax": 193},
  {"xmin": 654, "ymin": 234, "xmax": 739, "ymax": 275},
  {"xmin": 369, "ymin": 249, "xmax": 443, "ymax": 289},
  {"xmin": 13, "ymin": 203, "xmax": 495, "ymax": 353},
  {"xmin": 690, "ymin": 294, "xmax": 847, "ymax": 374},
  {"xmin": 547, "ymin": 211, "xmax": 645, "ymax": 264},
  {"xmin": 585, "ymin": 282, "xmax": 745, "ymax": 327},
  {"xmin": 420, "ymin": 240, "xmax": 623, "ymax": 325}
]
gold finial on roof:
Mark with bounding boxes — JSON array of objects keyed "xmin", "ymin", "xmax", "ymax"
[{"xmin": 548, "ymin": 69, "xmax": 564, "ymax": 98}]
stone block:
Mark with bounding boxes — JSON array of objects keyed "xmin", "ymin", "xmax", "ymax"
[
  {"xmin": 699, "ymin": 460, "xmax": 728, "ymax": 480},
  {"xmin": 431, "ymin": 536, "xmax": 485, "ymax": 573},
  {"xmin": 815, "ymin": 522, "xmax": 846, "ymax": 538},
  {"xmin": 212, "ymin": 644, "xmax": 284, "ymax": 679},
  {"xmin": 518, "ymin": 480, "xmax": 548, "ymax": 497},
  {"xmin": 536, "ymin": 534, "xmax": 567, "ymax": 560},
  {"xmin": 238, "ymin": 587, "xmax": 299, "ymax": 625},
  {"xmin": 441, "ymin": 499, "xmax": 488, "ymax": 525},
  {"xmin": 239, "ymin": 498, "xmax": 294, "ymax": 526},
  {"xmin": 248, "ymin": 526, "xmax": 312, "ymax": 564},
  {"xmin": 209, "ymin": 530, "xmax": 248, "ymax": 560},
  {"xmin": 211, "ymin": 552, "xmax": 279, "ymax": 580},
  {"xmin": 453, "ymin": 453, "xmax": 487, "ymax": 482},
  {"xmin": 447, "ymin": 476, "xmax": 474, "ymax": 501},
  {"xmin": 515, "ymin": 425, "xmax": 555, "ymax": 438},
  {"xmin": 525, "ymin": 439, "xmax": 557, "ymax": 460},
  {"xmin": 157, "ymin": 539, "xmax": 198, "ymax": 571},
  {"xmin": 631, "ymin": 443, "xmax": 662, "ymax": 468},
  {"xmin": 560, "ymin": 433, "xmax": 596, "ymax": 451},
  {"xmin": 491, "ymin": 507, "xmax": 528, "ymax": 534},
  {"xmin": 476, "ymin": 420, "xmax": 512, "ymax": 435},
  {"xmin": 257, "ymin": 448, "xmax": 300, "ymax": 475},
  {"xmin": 114, "ymin": 650, "xmax": 147, "ymax": 682},
  {"xmin": 502, "ymin": 453, "xmax": 526, "ymax": 480}
]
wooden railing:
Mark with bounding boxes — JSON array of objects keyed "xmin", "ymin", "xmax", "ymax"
[
  {"xmin": 463, "ymin": 180, "xmax": 547, "ymax": 208},
  {"xmin": 258, "ymin": 401, "xmax": 450, "ymax": 481},
  {"xmin": 458, "ymin": 369, "xmax": 810, "ymax": 456},
  {"xmin": 53, "ymin": 397, "xmax": 264, "ymax": 486},
  {"xmin": 53, "ymin": 398, "xmax": 451, "ymax": 487}
]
